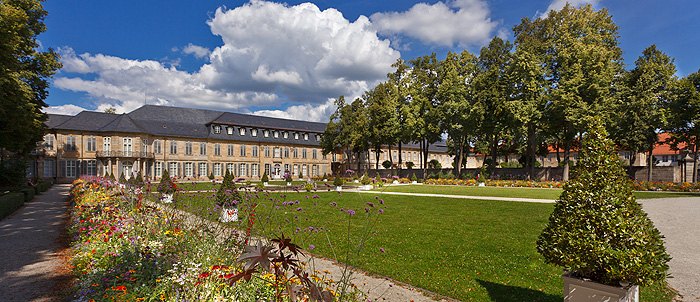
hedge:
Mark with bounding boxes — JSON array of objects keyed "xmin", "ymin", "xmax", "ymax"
[
  {"xmin": 0, "ymin": 193, "xmax": 25, "ymax": 220},
  {"xmin": 19, "ymin": 188, "xmax": 35, "ymax": 202}
]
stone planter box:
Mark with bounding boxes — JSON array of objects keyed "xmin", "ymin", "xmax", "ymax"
[
  {"xmin": 219, "ymin": 206, "xmax": 238, "ymax": 223},
  {"xmin": 411, "ymin": 181, "xmax": 417, "ymax": 184},
  {"xmin": 392, "ymin": 180, "xmax": 399, "ymax": 184},
  {"xmin": 360, "ymin": 185, "xmax": 372, "ymax": 190},
  {"xmin": 286, "ymin": 182, "xmax": 292, "ymax": 186},
  {"xmin": 562, "ymin": 272, "xmax": 638, "ymax": 302},
  {"xmin": 161, "ymin": 193, "xmax": 174, "ymax": 203},
  {"xmin": 263, "ymin": 182, "xmax": 268, "ymax": 186},
  {"xmin": 335, "ymin": 186, "xmax": 342, "ymax": 192},
  {"xmin": 478, "ymin": 182, "xmax": 485, "ymax": 187}
]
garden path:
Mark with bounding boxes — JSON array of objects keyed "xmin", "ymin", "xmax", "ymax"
[
  {"xmin": 640, "ymin": 197, "xmax": 700, "ymax": 301},
  {"xmin": 0, "ymin": 184, "xmax": 71, "ymax": 302}
]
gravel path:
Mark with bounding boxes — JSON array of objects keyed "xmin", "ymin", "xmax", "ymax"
[
  {"xmin": 640, "ymin": 197, "xmax": 700, "ymax": 300},
  {"xmin": 0, "ymin": 184, "xmax": 71, "ymax": 302}
]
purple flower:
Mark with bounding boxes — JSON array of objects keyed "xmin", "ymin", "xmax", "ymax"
[
  {"xmin": 365, "ymin": 202, "xmax": 374, "ymax": 208},
  {"xmin": 378, "ymin": 209, "xmax": 384, "ymax": 214},
  {"xmin": 309, "ymin": 244, "xmax": 315, "ymax": 250},
  {"xmin": 347, "ymin": 209, "xmax": 356, "ymax": 216},
  {"xmin": 296, "ymin": 207, "xmax": 303, "ymax": 211},
  {"xmin": 329, "ymin": 202, "xmax": 337, "ymax": 207},
  {"xmin": 380, "ymin": 248, "xmax": 386, "ymax": 253}
]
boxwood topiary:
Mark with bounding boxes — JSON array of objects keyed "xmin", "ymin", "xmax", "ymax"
[
  {"xmin": 536, "ymin": 118, "xmax": 670, "ymax": 287},
  {"xmin": 157, "ymin": 169, "xmax": 176, "ymax": 195},
  {"xmin": 216, "ymin": 169, "xmax": 239, "ymax": 207},
  {"xmin": 333, "ymin": 175, "xmax": 344, "ymax": 187}
]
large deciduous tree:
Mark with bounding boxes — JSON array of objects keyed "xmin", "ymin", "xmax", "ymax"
[
  {"xmin": 408, "ymin": 53, "xmax": 444, "ymax": 178},
  {"xmin": 0, "ymin": 0, "xmax": 61, "ymax": 158},
  {"xmin": 667, "ymin": 71, "xmax": 700, "ymax": 182}
]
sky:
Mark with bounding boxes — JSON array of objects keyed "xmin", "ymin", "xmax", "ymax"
[{"xmin": 39, "ymin": 0, "xmax": 700, "ymax": 122}]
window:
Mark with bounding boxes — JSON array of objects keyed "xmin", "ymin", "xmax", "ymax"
[
  {"xmin": 198, "ymin": 163, "xmax": 207, "ymax": 177},
  {"xmin": 199, "ymin": 143, "xmax": 207, "ymax": 155},
  {"xmin": 251, "ymin": 164, "xmax": 259, "ymax": 177},
  {"xmin": 185, "ymin": 162, "xmax": 193, "ymax": 177},
  {"xmin": 227, "ymin": 126, "xmax": 233, "ymax": 135},
  {"xmin": 663, "ymin": 155, "xmax": 669, "ymax": 162},
  {"xmin": 312, "ymin": 149, "xmax": 317, "ymax": 159},
  {"xmin": 312, "ymin": 165, "xmax": 317, "ymax": 177},
  {"xmin": 284, "ymin": 164, "xmax": 290, "ymax": 174},
  {"xmin": 283, "ymin": 132, "xmax": 288, "ymax": 139},
  {"xmin": 185, "ymin": 142, "xmax": 193, "ymax": 155},
  {"xmin": 65, "ymin": 136, "xmax": 77, "ymax": 151},
  {"xmin": 169, "ymin": 162, "xmax": 178, "ymax": 177},
  {"xmin": 226, "ymin": 163, "xmax": 234, "ymax": 174},
  {"xmin": 228, "ymin": 144, "xmax": 234, "ymax": 156},
  {"xmin": 214, "ymin": 144, "xmax": 221, "ymax": 156},
  {"xmin": 85, "ymin": 137, "xmax": 95, "ymax": 152},
  {"xmin": 123, "ymin": 138, "xmax": 132, "ymax": 157},
  {"xmin": 302, "ymin": 148, "xmax": 307, "ymax": 159},
  {"xmin": 293, "ymin": 164, "xmax": 299, "ymax": 175},
  {"xmin": 240, "ymin": 145, "xmax": 246, "ymax": 157},
  {"xmin": 87, "ymin": 160, "xmax": 96, "ymax": 176},
  {"xmin": 304, "ymin": 133, "xmax": 309, "ymax": 141},
  {"xmin": 213, "ymin": 125, "xmax": 221, "ymax": 134},
  {"xmin": 263, "ymin": 130, "xmax": 269, "ymax": 137},
  {"xmin": 302, "ymin": 165, "xmax": 308, "ymax": 177},
  {"xmin": 273, "ymin": 131, "xmax": 278, "ymax": 138},
  {"xmin": 294, "ymin": 133, "xmax": 299, "ymax": 140},
  {"xmin": 142, "ymin": 139, "xmax": 149, "ymax": 154},
  {"xmin": 284, "ymin": 147, "xmax": 289, "ymax": 158},
  {"xmin": 239, "ymin": 163, "xmax": 247, "ymax": 176},
  {"xmin": 44, "ymin": 160, "xmax": 55, "ymax": 177},
  {"xmin": 293, "ymin": 148, "xmax": 298, "ymax": 158},
  {"xmin": 273, "ymin": 147, "xmax": 281, "ymax": 158},
  {"xmin": 239, "ymin": 127, "xmax": 246, "ymax": 136},
  {"xmin": 264, "ymin": 164, "xmax": 271, "ymax": 176},
  {"xmin": 44, "ymin": 135, "xmax": 54, "ymax": 150},
  {"xmin": 315, "ymin": 134, "xmax": 320, "ymax": 141},
  {"xmin": 154, "ymin": 140, "xmax": 161, "ymax": 154},
  {"xmin": 170, "ymin": 141, "xmax": 177, "ymax": 154},
  {"xmin": 65, "ymin": 160, "xmax": 77, "ymax": 178},
  {"xmin": 214, "ymin": 163, "xmax": 222, "ymax": 176},
  {"xmin": 251, "ymin": 129, "xmax": 257, "ymax": 137},
  {"xmin": 252, "ymin": 146, "xmax": 258, "ymax": 157},
  {"xmin": 322, "ymin": 153, "xmax": 327, "ymax": 160},
  {"xmin": 155, "ymin": 162, "xmax": 162, "ymax": 178},
  {"xmin": 265, "ymin": 146, "xmax": 270, "ymax": 157}
]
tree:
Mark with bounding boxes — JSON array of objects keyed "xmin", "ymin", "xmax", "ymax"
[
  {"xmin": 319, "ymin": 96, "xmax": 369, "ymax": 172},
  {"xmin": 612, "ymin": 45, "xmax": 676, "ymax": 181},
  {"xmin": 438, "ymin": 50, "xmax": 479, "ymax": 178},
  {"xmin": 365, "ymin": 82, "xmax": 398, "ymax": 169},
  {"xmin": 667, "ymin": 70, "xmax": 700, "ymax": 182},
  {"xmin": 537, "ymin": 118, "xmax": 669, "ymax": 287},
  {"xmin": 408, "ymin": 53, "xmax": 444, "ymax": 178},
  {"xmin": 386, "ymin": 59, "xmax": 414, "ymax": 171},
  {"xmin": 473, "ymin": 37, "xmax": 515, "ymax": 175},
  {"xmin": 514, "ymin": 4, "xmax": 625, "ymax": 180},
  {"xmin": 216, "ymin": 169, "xmax": 239, "ymax": 207},
  {"xmin": 0, "ymin": 0, "xmax": 62, "ymax": 157},
  {"xmin": 104, "ymin": 107, "xmax": 117, "ymax": 114}
]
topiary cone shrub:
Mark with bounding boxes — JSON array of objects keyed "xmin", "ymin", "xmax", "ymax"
[
  {"xmin": 261, "ymin": 172, "xmax": 269, "ymax": 183},
  {"xmin": 536, "ymin": 118, "xmax": 670, "ymax": 287},
  {"xmin": 333, "ymin": 175, "xmax": 344, "ymax": 187},
  {"xmin": 157, "ymin": 169, "xmax": 176, "ymax": 195},
  {"xmin": 216, "ymin": 169, "xmax": 240, "ymax": 207}
]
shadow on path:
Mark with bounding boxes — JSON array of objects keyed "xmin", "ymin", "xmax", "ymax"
[{"xmin": 476, "ymin": 279, "xmax": 560, "ymax": 302}]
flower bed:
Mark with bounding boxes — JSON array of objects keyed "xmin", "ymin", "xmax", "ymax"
[
  {"xmin": 67, "ymin": 177, "xmax": 366, "ymax": 301},
  {"xmin": 424, "ymin": 178, "xmax": 564, "ymax": 188}
]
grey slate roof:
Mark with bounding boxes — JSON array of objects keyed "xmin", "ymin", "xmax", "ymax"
[{"xmin": 45, "ymin": 105, "xmax": 445, "ymax": 150}]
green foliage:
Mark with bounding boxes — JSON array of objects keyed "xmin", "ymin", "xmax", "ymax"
[
  {"xmin": 208, "ymin": 171, "xmax": 215, "ymax": 180},
  {"xmin": 216, "ymin": 169, "xmax": 239, "ymax": 207},
  {"xmin": 0, "ymin": 0, "xmax": 62, "ymax": 154},
  {"xmin": 360, "ymin": 173, "xmax": 371, "ymax": 185},
  {"xmin": 0, "ymin": 160, "xmax": 27, "ymax": 188},
  {"xmin": 382, "ymin": 160, "xmax": 392, "ymax": 169},
  {"xmin": 405, "ymin": 161, "xmax": 414, "ymax": 169},
  {"xmin": 261, "ymin": 172, "xmax": 269, "ymax": 183},
  {"xmin": 118, "ymin": 172, "xmax": 126, "ymax": 183},
  {"xmin": 410, "ymin": 173, "xmax": 417, "ymax": 182},
  {"xmin": 0, "ymin": 192, "xmax": 24, "ymax": 220},
  {"xmin": 333, "ymin": 175, "xmax": 344, "ymax": 187},
  {"xmin": 298, "ymin": 171, "xmax": 303, "ymax": 179},
  {"xmin": 322, "ymin": 173, "xmax": 328, "ymax": 180},
  {"xmin": 284, "ymin": 173, "xmax": 292, "ymax": 183},
  {"xmin": 157, "ymin": 169, "xmax": 176, "ymax": 195},
  {"xmin": 537, "ymin": 119, "xmax": 670, "ymax": 286},
  {"xmin": 303, "ymin": 182, "xmax": 314, "ymax": 192},
  {"xmin": 500, "ymin": 161, "xmax": 523, "ymax": 168},
  {"xmin": 428, "ymin": 159, "xmax": 441, "ymax": 169},
  {"xmin": 477, "ymin": 174, "xmax": 487, "ymax": 183},
  {"xmin": 134, "ymin": 172, "xmax": 143, "ymax": 185}
]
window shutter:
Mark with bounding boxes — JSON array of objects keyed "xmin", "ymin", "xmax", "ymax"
[
  {"xmin": 178, "ymin": 162, "xmax": 182, "ymax": 177},
  {"xmin": 247, "ymin": 164, "xmax": 250, "ymax": 177},
  {"xmin": 60, "ymin": 160, "xmax": 66, "ymax": 178}
]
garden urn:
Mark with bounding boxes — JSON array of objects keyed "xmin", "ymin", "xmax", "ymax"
[
  {"xmin": 161, "ymin": 193, "xmax": 174, "ymax": 203},
  {"xmin": 219, "ymin": 206, "xmax": 238, "ymax": 223}
]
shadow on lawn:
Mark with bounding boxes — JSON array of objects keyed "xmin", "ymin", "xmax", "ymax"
[{"xmin": 476, "ymin": 279, "xmax": 560, "ymax": 302}]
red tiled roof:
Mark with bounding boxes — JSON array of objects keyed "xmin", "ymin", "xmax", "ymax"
[{"xmin": 653, "ymin": 133, "xmax": 686, "ymax": 155}]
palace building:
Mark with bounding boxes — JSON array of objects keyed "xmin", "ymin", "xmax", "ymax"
[{"xmin": 38, "ymin": 105, "xmax": 453, "ymax": 182}]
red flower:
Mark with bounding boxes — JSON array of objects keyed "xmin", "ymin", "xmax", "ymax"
[{"xmin": 198, "ymin": 272, "xmax": 211, "ymax": 279}]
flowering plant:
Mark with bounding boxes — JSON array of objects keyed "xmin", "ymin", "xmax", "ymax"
[
  {"xmin": 157, "ymin": 169, "xmax": 177, "ymax": 194},
  {"xmin": 284, "ymin": 173, "xmax": 292, "ymax": 182}
]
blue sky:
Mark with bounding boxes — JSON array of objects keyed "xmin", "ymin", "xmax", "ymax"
[{"xmin": 40, "ymin": 0, "xmax": 700, "ymax": 121}]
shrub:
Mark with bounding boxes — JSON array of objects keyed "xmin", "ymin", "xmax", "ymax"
[
  {"xmin": 499, "ymin": 161, "xmax": 523, "ymax": 168},
  {"xmin": 0, "ymin": 192, "xmax": 24, "ymax": 220},
  {"xmin": 208, "ymin": 171, "xmax": 215, "ymax": 180},
  {"xmin": 410, "ymin": 173, "xmax": 417, "ymax": 182},
  {"xmin": 157, "ymin": 170, "xmax": 176, "ymax": 195},
  {"xmin": 406, "ymin": 161, "xmax": 414, "ymax": 169},
  {"xmin": 333, "ymin": 175, "xmax": 344, "ymax": 187},
  {"xmin": 382, "ymin": 160, "xmax": 392, "ymax": 169},
  {"xmin": 298, "ymin": 171, "xmax": 303, "ymax": 179},
  {"xmin": 118, "ymin": 172, "xmax": 126, "ymax": 183},
  {"xmin": 360, "ymin": 173, "xmax": 371, "ymax": 185},
  {"xmin": 322, "ymin": 173, "xmax": 328, "ymax": 180},
  {"xmin": 428, "ymin": 159, "xmax": 441, "ymax": 169},
  {"xmin": 304, "ymin": 182, "xmax": 314, "ymax": 192},
  {"xmin": 439, "ymin": 171, "xmax": 455, "ymax": 179},
  {"xmin": 0, "ymin": 160, "xmax": 26, "ymax": 188},
  {"xmin": 20, "ymin": 187, "xmax": 35, "ymax": 201},
  {"xmin": 476, "ymin": 174, "xmax": 486, "ymax": 183},
  {"xmin": 537, "ymin": 118, "xmax": 670, "ymax": 287},
  {"xmin": 284, "ymin": 173, "xmax": 293, "ymax": 183},
  {"xmin": 261, "ymin": 172, "xmax": 269, "ymax": 183},
  {"xmin": 216, "ymin": 169, "xmax": 239, "ymax": 207}
]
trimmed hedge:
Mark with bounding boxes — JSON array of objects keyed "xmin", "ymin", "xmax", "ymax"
[
  {"xmin": 20, "ymin": 188, "xmax": 35, "ymax": 201},
  {"xmin": 0, "ymin": 193, "xmax": 25, "ymax": 220},
  {"xmin": 38, "ymin": 182, "xmax": 51, "ymax": 192}
]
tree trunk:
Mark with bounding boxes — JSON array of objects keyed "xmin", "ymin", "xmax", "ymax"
[
  {"xmin": 647, "ymin": 143, "xmax": 653, "ymax": 182},
  {"xmin": 398, "ymin": 141, "xmax": 403, "ymax": 175},
  {"xmin": 490, "ymin": 133, "xmax": 498, "ymax": 175},
  {"xmin": 556, "ymin": 142, "xmax": 561, "ymax": 166},
  {"xmin": 562, "ymin": 140, "xmax": 571, "ymax": 181},
  {"xmin": 527, "ymin": 124, "xmax": 536, "ymax": 180},
  {"xmin": 375, "ymin": 148, "xmax": 381, "ymax": 170},
  {"xmin": 455, "ymin": 138, "xmax": 464, "ymax": 178},
  {"xmin": 422, "ymin": 139, "xmax": 429, "ymax": 179},
  {"xmin": 693, "ymin": 145, "xmax": 698, "ymax": 183}
]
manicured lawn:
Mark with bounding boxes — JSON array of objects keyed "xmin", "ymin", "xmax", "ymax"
[
  {"xmin": 375, "ymin": 184, "xmax": 700, "ymax": 200},
  {"xmin": 170, "ymin": 188, "xmax": 676, "ymax": 301}
]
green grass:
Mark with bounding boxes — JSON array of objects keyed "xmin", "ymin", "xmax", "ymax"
[
  {"xmin": 375, "ymin": 184, "xmax": 700, "ymax": 200},
  {"xmin": 168, "ymin": 188, "xmax": 676, "ymax": 301}
]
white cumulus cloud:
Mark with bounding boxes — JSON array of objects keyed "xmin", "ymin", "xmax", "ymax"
[
  {"xmin": 182, "ymin": 43, "xmax": 211, "ymax": 59},
  {"xmin": 370, "ymin": 0, "xmax": 498, "ymax": 48},
  {"xmin": 44, "ymin": 104, "xmax": 88, "ymax": 116},
  {"xmin": 251, "ymin": 99, "xmax": 337, "ymax": 122},
  {"xmin": 537, "ymin": 0, "xmax": 602, "ymax": 18}
]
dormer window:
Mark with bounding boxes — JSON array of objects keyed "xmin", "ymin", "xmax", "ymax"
[
  {"xmin": 239, "ymin": 127, "xmax": 246, "ymax": 136},
  {"xmin": 315, "ymin": 134, "xmax": 320, "ymax": 141},
  {"xmin": 294, "ymin": 133, "xmax": 299, "ymax": 140},
  {"xmin": 227, "ymin": 126, "xmax": 233, "ymax": 135},
  {"xmin": 251, "ymin": 129, "xmax": 257, "ymax": 137},
  {"xmin": 264, "ymin": 130, "xmax": 269, "ymax": 137},
  {"xmin": 304, "ymin": 133, "xmax": 309, "ymax": 141},
  {"xmin": 213, "ymin": 125, "xmax": 221, "ymax": 134},
  {"xmin": 273, "ymin": 131, "xmax": 279, "ymax": 138},
  {"xmin": 283, "ymin": 132, "xmax": 288, "ymax": 139}
]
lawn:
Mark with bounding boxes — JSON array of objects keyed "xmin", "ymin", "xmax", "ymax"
[
  {"xmin": 374, "ymin": 184, "xmax": 700, "ymax": 200},
  {"xmin": 170, "ymin": 187, "xmax": 676, "ymax": 301}
]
